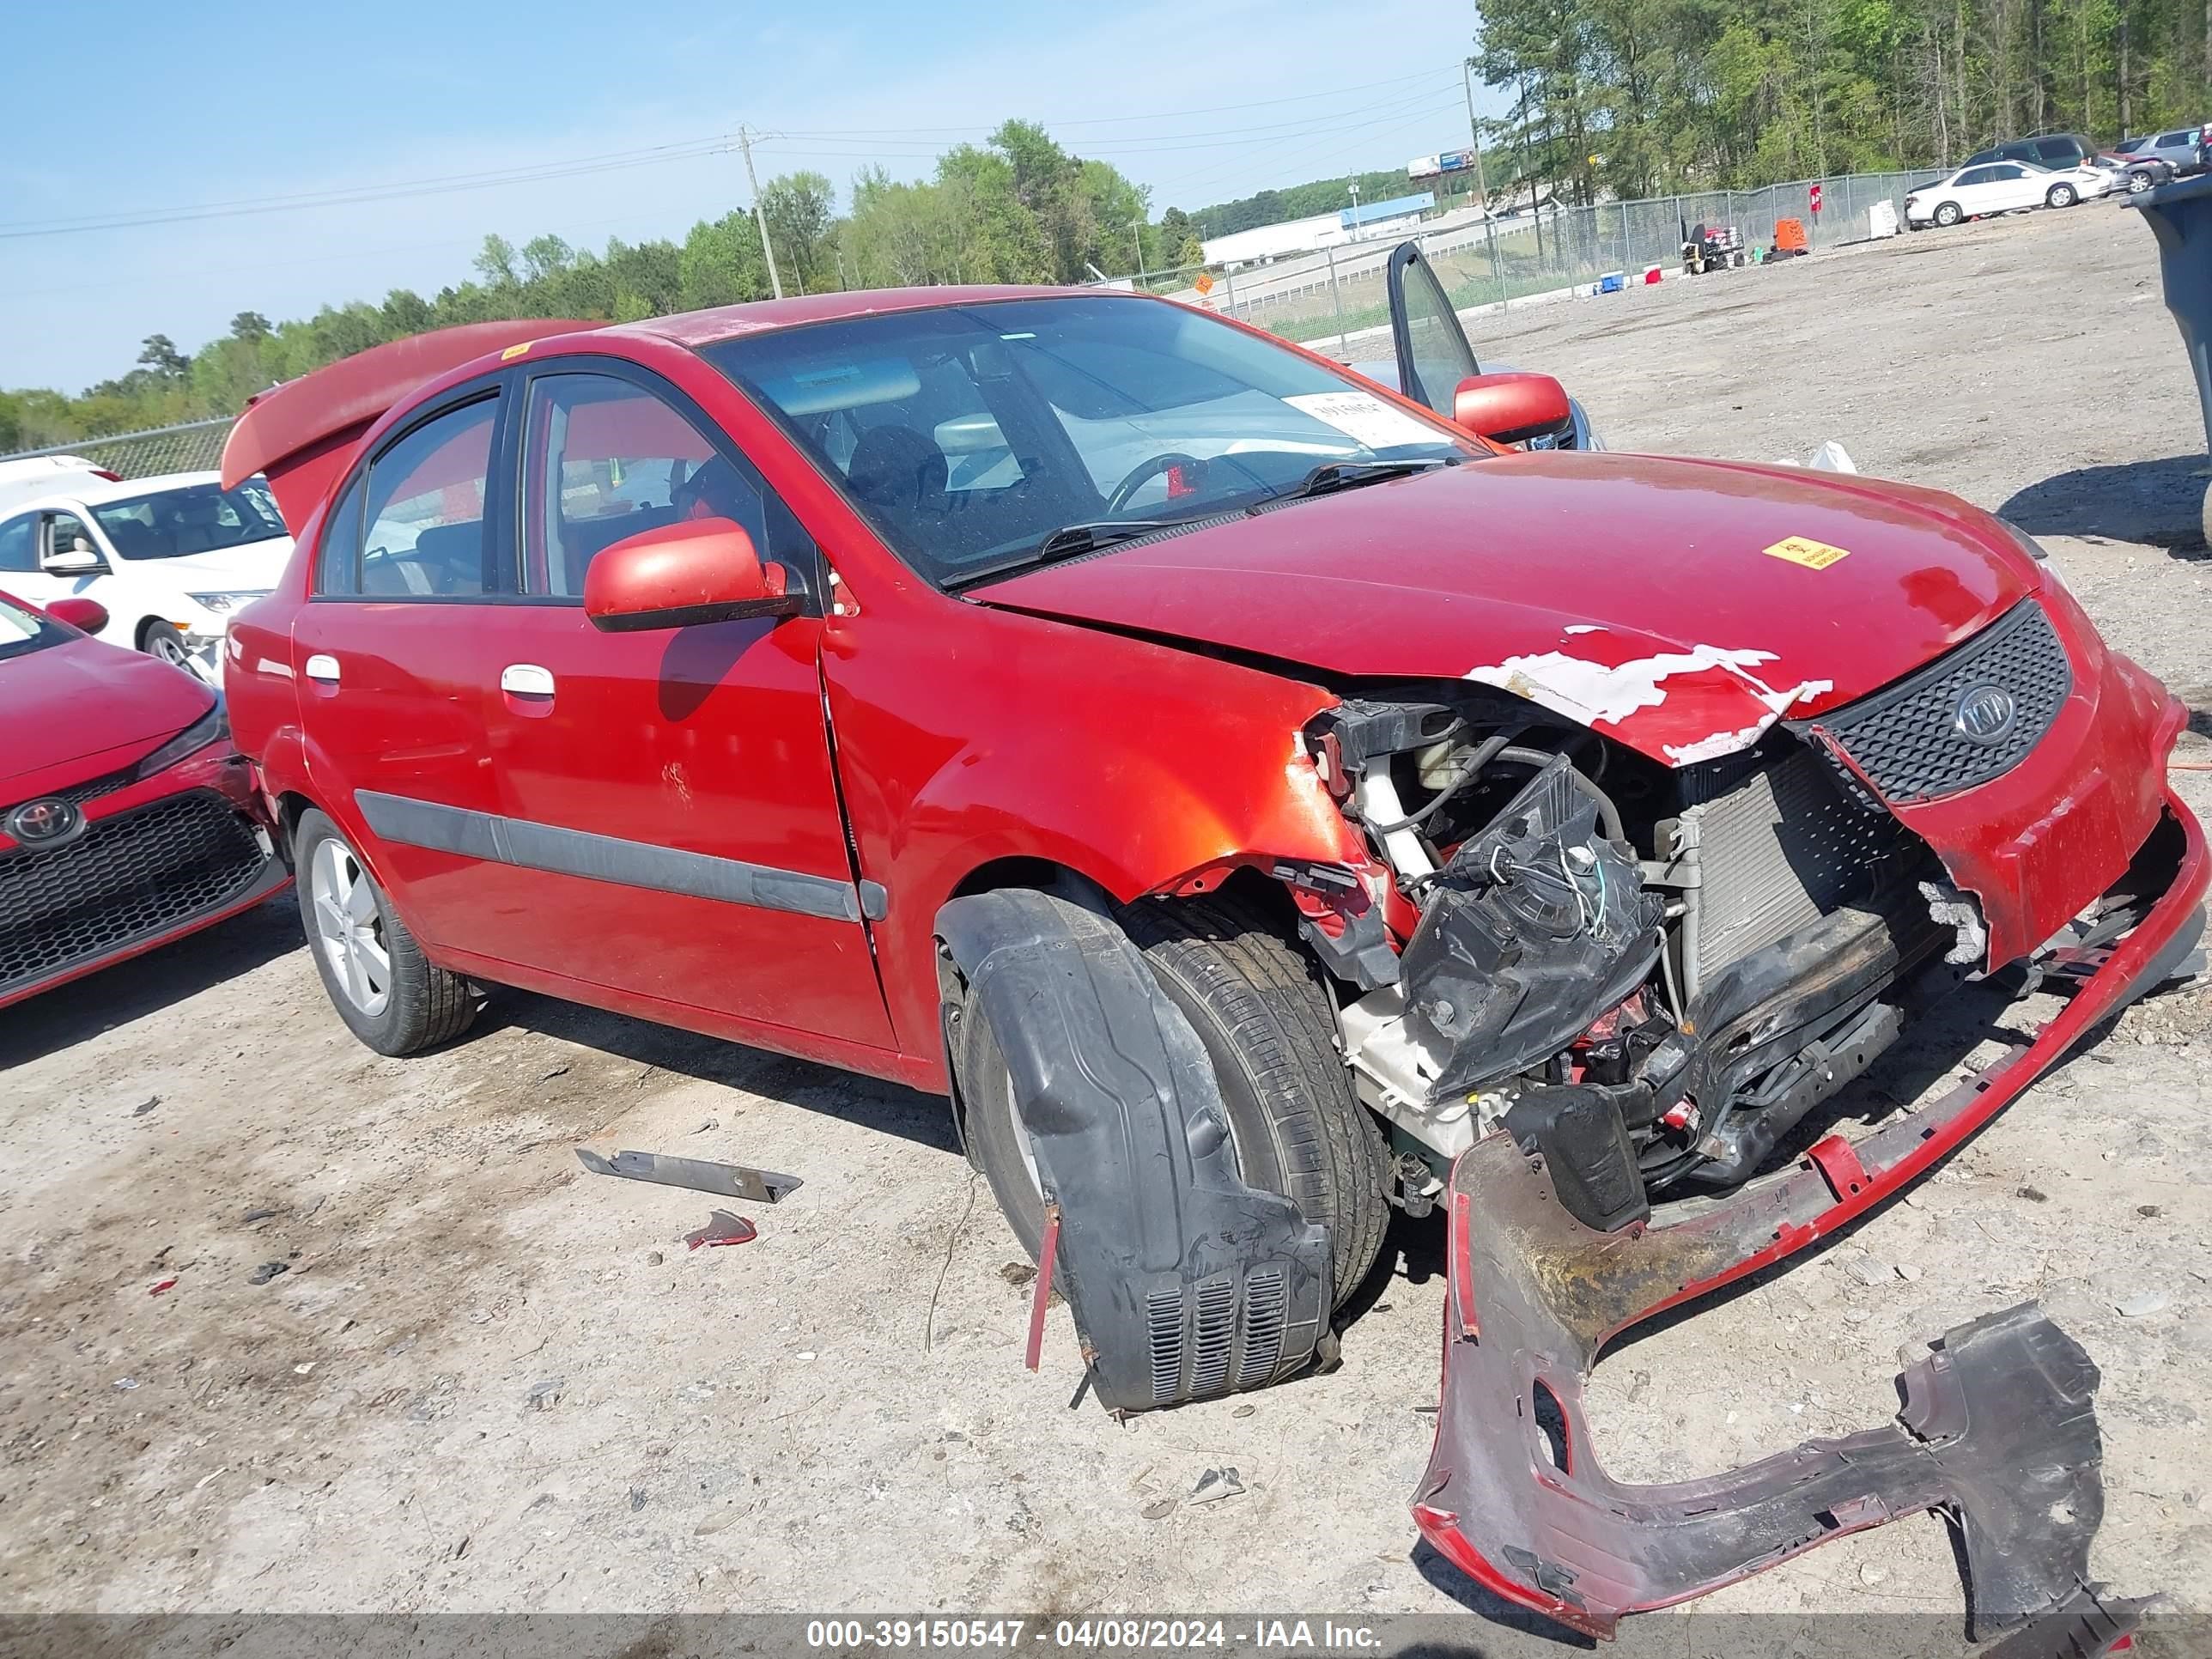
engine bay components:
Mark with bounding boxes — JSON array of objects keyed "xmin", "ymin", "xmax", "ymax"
[{"xmin": 1398, "ymin": 755, "xmax": 1664, "ymax": 1102}]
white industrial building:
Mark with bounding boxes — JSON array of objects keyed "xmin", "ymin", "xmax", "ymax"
[{"xmin": 1200, "ymin": 191, "xmax": 1435, "ymax": 270}]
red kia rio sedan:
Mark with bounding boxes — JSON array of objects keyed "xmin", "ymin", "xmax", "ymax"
[
  {"xmin": 220, "ymin": 254, "xmax": 2201, "ymax": 1636},
  {"xmin": 0, "ymin": 589, "xmax": 285, "ymax": 1010}
]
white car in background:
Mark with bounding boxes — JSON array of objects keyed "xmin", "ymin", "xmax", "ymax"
[
  {"xmin": 0, "ymin": 471, "xmax": 292, "ymax": 684},
  {"xmin": 1905, "ymin": 158, "xmax": 2112, "ymax": 228}
]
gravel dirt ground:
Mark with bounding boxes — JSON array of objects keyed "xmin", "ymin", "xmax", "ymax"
[{"xmin": 4, "ymin": 199, "xmax": 2210, "ymax": 1649}]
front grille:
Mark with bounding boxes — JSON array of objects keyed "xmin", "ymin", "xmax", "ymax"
[
  {"xmin": 1812, "ymin": 600, "xmax": 2071, "ymax": 803},
  {"xmin": 0, "ymin": 790, "xmax": 270, "ymax": 994},
  {"xmin": 1677, "ymin": 744, "xmax": 1929, "ymax": 991},
  {"xmin": 3, "ymin": 759, "xmax": 139, "ymax": 823}
]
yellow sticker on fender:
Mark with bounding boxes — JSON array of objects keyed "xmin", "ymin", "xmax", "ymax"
[{"xmin": 1762, "ymin": 535, "xmax": 1851, "ymax": 569}]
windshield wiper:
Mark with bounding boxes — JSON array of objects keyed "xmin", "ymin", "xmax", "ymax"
[
  {"xmin": 1280, "ymin": 456, "xmax": 1457, "ymax": 501},
  {"xmin": 941, "ymin": 519, "xmax": 1183, "ymax": 591}
]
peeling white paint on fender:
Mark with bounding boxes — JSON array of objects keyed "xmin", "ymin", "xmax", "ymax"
[
  {"xmin": 1663, "ymin": 721, "xmax": 1776, "ymax": 764},
  {"xmin": 1562, "ymin": 623, "xmax": 1607, "ymax": 635}
]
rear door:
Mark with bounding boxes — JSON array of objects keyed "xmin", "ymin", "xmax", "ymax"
[
  {"xmin": 469, "ymin": 361, "xmax": 893, "ymax": 1046},
  {"xmin": 290, "ymin": 384, "xmax": 534, "ymax": 950},
  {"xmin": 1384, "ymin": 243, "xmax": 1480, "ymax": 420}
]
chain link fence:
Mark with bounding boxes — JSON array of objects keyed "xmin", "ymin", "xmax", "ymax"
[
  {"xmin": 1113, "ymin": 172, "xmax": 1924, "ymax": 352},
  {"xmin": 0, "ymin": 416, "xmax": 234, "ymax": 480}
]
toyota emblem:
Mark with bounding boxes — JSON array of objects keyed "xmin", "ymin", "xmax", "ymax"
[
  {"xmin": 6, "ymin": 797, "xmax": 83, "ymax": 848},
  {"xmin": 1952, "ymin": 684, "xmax": 2018, "ymax": 744}
]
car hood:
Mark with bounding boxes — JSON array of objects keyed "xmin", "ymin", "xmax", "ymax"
[
  {"xmin": 978, "ymin": 451, "xmax": 2039, "ymax": 767},
  {"xmin": 0, "ymin": 634, "xmax": 213, "ymax": 789},
  {"xmin": 128, "ymin": 539, "xmax": 291, "ymax": 591}
]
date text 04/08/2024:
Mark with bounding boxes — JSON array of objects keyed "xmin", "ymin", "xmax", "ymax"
[{"xmin": 802, "ymin": 1620, "xmax": 1381, "ymax": 1651}]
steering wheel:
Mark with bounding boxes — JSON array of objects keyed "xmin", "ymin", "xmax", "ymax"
[{"xmin": 1104, "ymin": 452, "xmax": 1206, "ymax": 516}]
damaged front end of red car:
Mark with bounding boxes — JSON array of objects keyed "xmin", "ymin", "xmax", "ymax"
[{"xmin": 1404, "ymin": 572, "xmax": 2205, "ymax": 1644}]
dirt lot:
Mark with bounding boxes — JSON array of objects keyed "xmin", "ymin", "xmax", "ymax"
[{"xmin": 5, "ymin": 200, "xmax": 2211, "ymax": 1646}]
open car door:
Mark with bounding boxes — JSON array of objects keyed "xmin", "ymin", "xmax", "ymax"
[{"xmin": 1382, "ymin": 243, "xmax": 1595, "ymax": 450}]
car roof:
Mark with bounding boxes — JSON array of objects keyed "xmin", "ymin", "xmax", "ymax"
[
  {"xmin": 627, "ymin": 283, "xmax": 1104, "ymax": 349},
  {"xmin": 0, "ymin": 470, "xmax": 223, "ymax": 520}
]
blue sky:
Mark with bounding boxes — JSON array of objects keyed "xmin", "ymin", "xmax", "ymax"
[{"xmin": 1, "ymin": 0, "xmax": 1495, "ymax": 394}]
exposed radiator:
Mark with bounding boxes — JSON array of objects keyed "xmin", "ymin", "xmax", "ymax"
[{"xmin": 1674, "ymin": 745, "xmax": 1923, "ymax": 995}]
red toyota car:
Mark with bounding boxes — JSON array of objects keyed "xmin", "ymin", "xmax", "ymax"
[
  {"xmin": 0, "ymin": 589, "xmax": 286, "ymax": 1011},
  {"xmin": 221, "ymin": 249, "xmax": 2200, "ymax": 1640}
]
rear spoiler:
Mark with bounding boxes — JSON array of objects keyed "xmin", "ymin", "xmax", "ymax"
[{"xmin": 220, "ymin": 319, "xmax": 599, "ymax": 531}]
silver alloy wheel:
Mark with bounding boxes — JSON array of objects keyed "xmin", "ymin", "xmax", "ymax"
[
  {"xmin": 311, "ymin": 836, "xmax": 392, "ymax": 1017},
  {"xmin": 2131, "ymin": 172, "xmax": 2154, "ymax": 193},
  {"xmin": 148, "ymin": 634, "xmax": 191, "ymax": 667}
]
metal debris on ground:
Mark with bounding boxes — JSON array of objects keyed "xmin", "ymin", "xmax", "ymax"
[
  {"xmin": 683, "ymin": 1210, "xmax": 757, "ymax": 1250},
  {"xmin": 132, "ymin": 1097, "xmax": 159, "ymax": 1116},
  {"xmin": 526, "ymin": 1378, "xmax": 564, "ymax": 1410},
  {"xmin": 574, "ymin": 1146, "xmax": 801, "ymax": 1205},
  {"xmin": 248, "ymin": 1261, "xmax": 289, "ymax": 1285},
  {"xmin": 240, "ymin": 1208, "xmax": 279, "ymax": 1225},
  {"xmin": 1189, "ymin": 1467, "xmax": 1246, "ymax": 1504}
]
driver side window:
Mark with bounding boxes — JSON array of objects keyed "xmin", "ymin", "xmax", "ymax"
[{"xmin": 0, "ymin": 515, "xmax": 33, "ymax": 573}]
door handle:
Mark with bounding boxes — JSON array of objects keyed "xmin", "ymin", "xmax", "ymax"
[
  {"xmin": 304, "ymin": 653, "xmax": 340, "ymax": 685},
  {"xmin": 501, "ymin": 664, "xmax": 555, "ymax": 698}
]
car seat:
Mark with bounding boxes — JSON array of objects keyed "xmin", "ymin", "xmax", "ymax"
[{"xmin": 846, "ymin": 424, "xmax": 948, "ymax": 515}]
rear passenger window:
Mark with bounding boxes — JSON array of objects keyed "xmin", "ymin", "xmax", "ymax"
[
  {"xmin": 0, "ymin": 516, "xmax": 33, "ymax": 574},
  {"xmin": 518, "ymin": 374, "xmax": 763, "ymax": 599},
  {"xmin": 315, "ymin": 476, "xmax": 366, "ymax": 596},
  {"xmin": 362, "ymin": 398, "xmax": 497, "ymax": 599}
]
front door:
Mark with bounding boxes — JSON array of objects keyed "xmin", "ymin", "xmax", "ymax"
[{"xmin": 471, "ymin": 363, "xmax": 893, "ymax": 1048}]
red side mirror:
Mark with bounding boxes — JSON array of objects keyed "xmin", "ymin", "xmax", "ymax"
[
  {"xmin": 1450, "ymin": 372, "xmax": 1574, "ymax": 447},
  {"xmin": 583, "ymin": 516, "xmax": 801, "ymax": 633},
  {"xmin": 46, "ymin": 597, "xmax": 109, "ymax": 635}
]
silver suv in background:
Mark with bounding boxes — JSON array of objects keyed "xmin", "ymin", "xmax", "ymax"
[{"xmin": 2110, "ymin": 126, "xmax": 2209, "ymax": 192}]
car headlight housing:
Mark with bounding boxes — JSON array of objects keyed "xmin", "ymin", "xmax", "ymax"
[
  {"xmin": 130, "ymin": 701, "xmax": 228, "ymax": 780},
  {"xmin": 184, "ymin": 591, "xmax": 270, "ymax": 617}
]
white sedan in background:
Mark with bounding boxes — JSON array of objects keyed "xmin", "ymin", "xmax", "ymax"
[
  {"xmin": 0, "ymin": 471, "xmax": 292, "ymax": 684},
  {"xmin": 1905, "ymin": 158, "xmax": 2113, "ymax": 228}
]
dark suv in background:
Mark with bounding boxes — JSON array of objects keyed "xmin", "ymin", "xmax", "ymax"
[{"xmin": 1964, "ymin": 132, "xmax": 2101, "ymax": 171}]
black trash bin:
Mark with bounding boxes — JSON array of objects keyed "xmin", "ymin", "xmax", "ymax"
[{"xmin": 2132, "ymin": 173, "xmax": 2212, "ymax": 542}]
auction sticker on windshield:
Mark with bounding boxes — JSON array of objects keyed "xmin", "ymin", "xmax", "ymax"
[{"xmin": 1284, "ymin": 392, "xmax": 1448, "ymax": 452}]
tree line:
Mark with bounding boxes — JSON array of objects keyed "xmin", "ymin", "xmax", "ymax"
[
  {"xmin": 0, "ymin": 120, "xmax": 1211, "ymax": 453},
  {"xmin": 1474, "ymin": 0, "xmax": 2209, "ymax": 205}
]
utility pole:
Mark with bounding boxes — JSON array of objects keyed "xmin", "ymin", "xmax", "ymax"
[
  {"xmin": 735, "ymin": 124, "xmax": 784, "ymax": 301},
  {"xmin": 1132, "ymin": 217, "xmax": 1148, "ymax": 286},
  {"xmin": 1347, "ymin": 178, "xmax": 1361, "ymax": 240},
  {"xmin": 1462, "ymin": 55, "xmax": 1492, "ymax": 210}
]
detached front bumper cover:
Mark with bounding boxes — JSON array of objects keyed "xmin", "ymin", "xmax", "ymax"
[{"xmin": 1414, "ymin": 793, "xmax": 2206, "ymax": 1645}]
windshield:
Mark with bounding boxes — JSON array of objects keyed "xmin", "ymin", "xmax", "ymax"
[
  {"xmin": 89, "ymin": 477, "xmax": 286, "ymax": 561},
  {"xmin": 0, "ymin": 592, "xmax": 65, "ymax": 663},
  {"xmin": 705, "ymin": 296, "xmax": 1472, "ymax": 587}
]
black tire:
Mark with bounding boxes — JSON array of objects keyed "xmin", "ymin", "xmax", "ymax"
[
  {"xmin": 293, "ymin": 807, "xmax": 477, "ymax": 1055},
  {"xmin": 957, "ymin": 891, "xmax": 1389, "ymax": 1307},
  {"xmin": 139, "ymin": 619, "xmax": 195, "ymax": 672},
  {"xmin": 1934, "ymin": 202, "xmax": 1962, "ymax": 227},
  {"xmin": 2046, "ymin": 183, "xmax": 2077, "ymax": 208}
]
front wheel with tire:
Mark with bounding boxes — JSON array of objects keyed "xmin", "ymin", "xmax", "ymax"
[
  {"xmin": 294, "ymin": 808, "xmax": 477, "ymax": 1055},
  {"xmin": 957, "ymin": 891, "xmax": 1389, "ymax": 1307},
  {"xmin": 2045, "ymin": 183, "xmax": 2078, "ymax": 208},
  {"xmin": 1934, "ymin": 202, "xmax": 1962, "ymax": 227},
  {"xmin": 2130, "ymin": 170, "xmax": 2154, "ymax": 194},
  {"xmin": 140, "ymin": 619, "xmax": 195, "ymax": 672}
]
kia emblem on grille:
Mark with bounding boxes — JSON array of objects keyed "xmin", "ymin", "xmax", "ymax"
[
  {"xmin": 6, "ymin": 797, "xmax": 85, "ymax": 847},
  {"xmin": 1952, "ymin": 684, "xmax": 2018, "ymax": 744}
]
